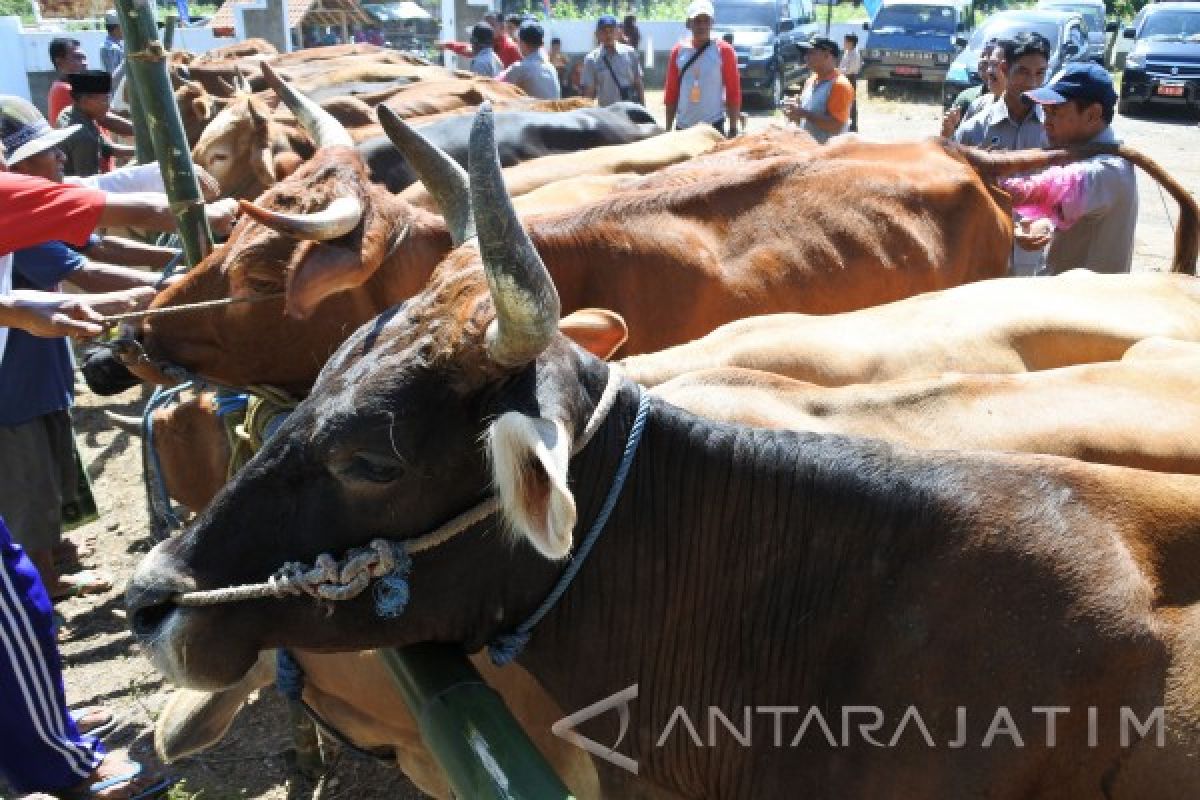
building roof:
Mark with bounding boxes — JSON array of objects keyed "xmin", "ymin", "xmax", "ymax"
[{"xmin": 210, "ymin": 0, "xmax": 371, "ymax": 36}]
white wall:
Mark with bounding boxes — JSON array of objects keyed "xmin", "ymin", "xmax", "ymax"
[{"xmin": 2, "ymin": 16, "xmax": 235, "ymax": 101}]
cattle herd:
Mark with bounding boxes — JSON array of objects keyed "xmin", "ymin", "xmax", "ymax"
[{"xmin": 93, "ymin": 38, "xmax": 1200, "ymax": 799}]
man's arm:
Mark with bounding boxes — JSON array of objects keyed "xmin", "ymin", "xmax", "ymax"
[
  {"xmin": 82, "ymin": 235, "xmax": 177, "ymax": 270},
  {"xmin": 663, "ymin": 46, "xmax": 682, "ymax": 130},
  {"xmin": 69, "ymin": 260, "xmax": 160, "ymax": 292},
  {"xmin": 100, "ymin": 193, "xmax": 238, "ymax": 235},
  {"xmin": 103, "ymin": 111, "xmax": 134, "ymax": 137},
  {"xmin": 719, "ymin": 42, "xmax": 742, "ymax": 135},
  {"xmin": 0, "ymin": 292, "xmax": 104, "ymax": 338},
  {"xmin": 631, "ymin": 52, "xmax": 646, "ymax": 103},
  {"xmin": 580, "ymin": 57, "xmax": 598, "ymax": 101}
]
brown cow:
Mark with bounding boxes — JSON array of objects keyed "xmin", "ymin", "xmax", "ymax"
[
  {"xmin": 128, "ymin": 107, "xmax": 1200, "ymax": 798},
  {"xmin": 130, "ymin": 77, "xmax": 1152, "ymax": 393},
  {"xmin": 619, "ymin": 270, "xmax": 1200, "ymax": 388}
]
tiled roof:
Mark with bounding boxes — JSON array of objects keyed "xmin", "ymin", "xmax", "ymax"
[{"xmin": 210, "ymin": 0, "xmax": 371, "ymax": 36}]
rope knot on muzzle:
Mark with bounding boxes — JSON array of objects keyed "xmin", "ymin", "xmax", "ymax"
[{"xmin": 266, "ymin": 538, "xmax": 412, "ymax": 616}]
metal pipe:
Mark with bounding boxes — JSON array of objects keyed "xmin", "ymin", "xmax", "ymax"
[{"xmin": 379, "ymin": 645, "xmax": 573, "ymax": 799}]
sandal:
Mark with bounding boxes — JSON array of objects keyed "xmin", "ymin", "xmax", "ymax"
[
  {"xmin": 63, "ymin": 759, "xmax": 174, "ymax": 800},
  {"xmin": 50, "ymin": 571, "xmax": 112, "ymax": 601},
  {"xmin": 70, "ymin": 706, "xmax": 119, "ymax": 740}
]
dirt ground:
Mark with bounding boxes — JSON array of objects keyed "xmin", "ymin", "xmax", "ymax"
[{"xmin": 5, "ymin": 90, "xmax": 1197, "ymax": 800}]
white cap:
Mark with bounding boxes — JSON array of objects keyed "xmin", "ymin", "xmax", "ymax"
[{"xmin": 686, "ymin": 0, "xmax": 714, "ymax": 20}]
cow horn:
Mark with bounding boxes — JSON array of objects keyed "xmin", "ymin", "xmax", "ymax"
[
  {"xmin": 238, "ymin": 195, "xmax": 363, "ymax": 241},
  {"xmin": 260, "ymin": 62, "xmax": 352, "ymax": 149},
  {"xmin": 468, "ymin": 103, "xmax": 560, "ymax": 367},
  {"xmin": 377, "ymin": 105, "xmax": 473, "ymax": 245}
]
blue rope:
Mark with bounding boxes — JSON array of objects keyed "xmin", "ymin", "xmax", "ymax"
[
  {"xmin": 488, "ymin": 389, "xmax": 651, "ymax": 666},
  {"xmin": 275, "ymin": 648, "xmax": 305, "ymax": 701},
  {"xmin": 142, "ymin": 381, "xmax": 193, "ymax": 536}
]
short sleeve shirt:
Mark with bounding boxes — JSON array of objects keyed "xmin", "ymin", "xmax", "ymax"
[
  {"xmin": 0, "ymin": 172, "xmax": 104, "ymax": 364},
  {"xmin": 797, "ymin": 72, "xmax": 854, "ymax": 144},
  {"xmin": 470, "ymin": 47, "xmax": 503, "ymax": 77},
  {"xmin": 503, "ymin": 50, "xmax": 562, "ymax": 100},
  {"xmin": 1044, "ymin": 127, "xmax": 1138, "ymax": 275},
  {"xmin": 0, "ymin": 242, "xmax": 83, "ymax": 424},
  {"xmin": 581, "ymin": 43, "xmax": 642, "ymax": 107}
]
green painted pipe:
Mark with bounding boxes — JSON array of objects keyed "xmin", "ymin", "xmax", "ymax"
[
  {"xmin": 112, "ymin": 0, "xmax": 212, "ymax": 266},
  {"xmin": 380, "ymin": 645, "xmax": 574, "ymax": 799}
]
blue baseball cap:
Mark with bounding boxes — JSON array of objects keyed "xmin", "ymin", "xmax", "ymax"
[
  {"xmin": 1024, "ymin": 62, "xmax": 1117, "ymax": 111},
  {"xmin": 596, "ymin": 14, "xmax": 618, "ymax": 28}
]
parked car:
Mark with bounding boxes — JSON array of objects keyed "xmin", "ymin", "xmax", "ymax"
[
  {"xmin": 859, "ymin": 0, "xmax": 974, "ymax": 93},
  {"xmin": 713, "ymin": 0, "xmax": 819, "ymax": 108},
  {"xmin": 1119, "ymin": 2, "xmax": 1200, "ymax": 114},
  {"xmin": 942, "ymin": 9, "xmax": 1091, "ymax": 106},
  {"xmin": 1036, "ymin": 0, "xmax": 1118, "ymax": 63}
]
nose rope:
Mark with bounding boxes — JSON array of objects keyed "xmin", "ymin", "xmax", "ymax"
[
  {"xmin": 170, "ymin": 365, "xmax": 627, "ymax": 611},
  {"xmin": 99, "ymin": 291, "xmax": 286, "ymax": 326}
]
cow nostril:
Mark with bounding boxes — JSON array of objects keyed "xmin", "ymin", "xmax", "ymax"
[
  {"xmin": 130, "ymin": 601, "xmax": 176, "ymax": 637},
  {"xmin": 127, "ymin": 586, "xmax": 179, "ymax": 637}
]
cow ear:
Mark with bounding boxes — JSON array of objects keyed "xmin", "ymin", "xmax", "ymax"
[
  {"xmin": 559, "ymin": 308, "xmax": 628, "ymax": 360},
  {"xmin": 285, "ymin": 214, "xmax": 399, "ymax": 318},
  {"xmin": 489, "ymin": 413, "xmax": 577, "ymax": 560}
]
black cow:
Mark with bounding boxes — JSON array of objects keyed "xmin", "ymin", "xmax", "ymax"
[
  {"xmin": 361, "ymin": 102, "xmax": 662, "ymax": 192},
  {"xmin": 128, "ymin": 107, "xmax": 1200, "ymax": 799}
]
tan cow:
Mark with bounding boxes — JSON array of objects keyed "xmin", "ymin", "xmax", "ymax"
[
  {"xmin": 157, "ymin": 650, "xmax": 599, "ymax": 800},
  {"xmin": 620, "ymin": 270, "xmax": 1200, "ymax": 388},
  {"xmin": 398, "ymin": 125, "xmax": 724, "ymax": 212},
  {"xmin": 652, "ymin": 356, "xmax": 1200, "ymax": 474}
]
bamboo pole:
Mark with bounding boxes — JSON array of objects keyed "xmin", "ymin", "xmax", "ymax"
[
  {"xmin": 380, "ymin": 645, "xmax": 573, "ymax": 799},
  {"xmin": 164, "ymin": 14, "xmax": 178, "ymax": 50},
  {"xmin": 113, "ymin": 0, "xmax": 213, "ymax": 266},
  {"xmin": 123, "ymin": 63, "xmax": 155, "ymax": 165}
]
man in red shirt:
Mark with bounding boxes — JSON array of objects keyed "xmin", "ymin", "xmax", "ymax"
[
  {"xmin": 47, "ymin": 38, "xmax": 134, "ymax": 140},
  {"xmin": 439, "ymin": 12, "xmax": 521, "ymax": 67}
]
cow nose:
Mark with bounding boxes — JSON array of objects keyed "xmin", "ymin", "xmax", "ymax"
[{"xmin": 126, "ymin": 583, "xmax": 179, "ymax": 638}]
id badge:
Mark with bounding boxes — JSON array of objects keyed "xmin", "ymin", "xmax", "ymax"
[{"xmin": 689, "ymin": 79, "xmax": 701, "ymax": 104}]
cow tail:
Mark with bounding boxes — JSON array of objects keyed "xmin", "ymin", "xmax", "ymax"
[{"xmin": 946, "ymin": 140, "xmax": 1199, "ymax": 276}]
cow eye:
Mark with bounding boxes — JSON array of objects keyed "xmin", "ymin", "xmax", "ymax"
[{"xmin": 341, "ymin": 451, "xmax": 404, "ymax": 484}]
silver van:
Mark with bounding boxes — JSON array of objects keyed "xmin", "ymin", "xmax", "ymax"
[{"xmin": 1036, "ymin": 0, "xmax": 1116, "ymax": 63}]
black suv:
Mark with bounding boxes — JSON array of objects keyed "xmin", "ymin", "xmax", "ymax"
[
  {"xmin": 713, "ymin": 0, "xmax": 819, "ymax": 108},
  {"xmin": 1120, "ymin": 2, "xmax": 1200, "ymax": 114}
]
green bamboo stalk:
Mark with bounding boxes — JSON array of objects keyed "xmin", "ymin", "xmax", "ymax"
[
  {"xmin": 380, "ymin": 645, "xmax": 574, "ymax": 799},
  {"xmin": 113, "ymin": 0, "xmax": 212, "ymax": 266},
  {"xmin": 123, "ymin": 63, "xmax": 155, "ymax": 165}
]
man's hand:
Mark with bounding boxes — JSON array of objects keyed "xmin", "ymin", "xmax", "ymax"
[
  {"xmin": 6, "ymin": 295, "xmax": 106, "ymax": 339},
  {"xmin": 1015, "ymin": 218, "xmax": 1054, "ymax": 251},
  {"xmin": 940, "ymin": 106, "xmax": 962, "ymax": 138},
  {"xmin": 781, "ymin": 98, "xmax": 806, "ymax": 124},
  {"xmin": 85, "ymin": 287, "xmax": 157, "ymax": 316},
  {"xmin": 205, "ymin": 197, "xmax": 240, "ymax": 237}
]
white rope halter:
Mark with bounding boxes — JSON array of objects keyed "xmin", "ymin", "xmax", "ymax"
[{"xmin": 173, "ymin": 365, "xmax": 627, "ymax": 610}]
